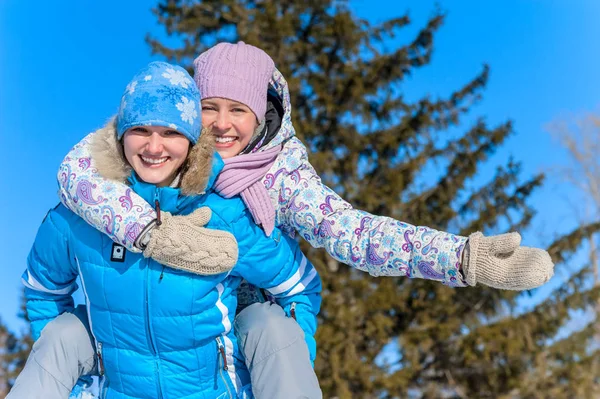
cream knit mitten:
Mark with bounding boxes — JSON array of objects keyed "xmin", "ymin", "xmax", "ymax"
[
  {"xmin": 462, "ymin": 232, "xmax": 554, "ymax": 290},
  {"xmin": 143, "ymin": 207, "xmax": 238, "ymax": 275}
]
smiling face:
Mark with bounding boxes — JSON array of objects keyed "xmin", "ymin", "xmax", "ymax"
[
  {"xmin": 201, "ymin": 98, "xmax": 259, "ymax": 159},
  {"xmin": 123, "ymin": 126, "xmax": 190, "ymax": 186}
]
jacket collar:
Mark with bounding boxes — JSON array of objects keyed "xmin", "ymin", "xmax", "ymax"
[{"xmin": 127, "ymin": 173, "xmax": 197, "ymax": 214}]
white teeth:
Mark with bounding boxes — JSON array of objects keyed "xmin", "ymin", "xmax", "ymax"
[
  {"xmin": 215, "ymin": 136, "xmax": 236, "ymax": 143},
  {"xmin": 141, "ymin": 156, "xmax": 168, "ymax": 165}
]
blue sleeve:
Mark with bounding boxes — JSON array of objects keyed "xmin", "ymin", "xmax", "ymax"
[
  {"xmin": 230, "ymin": 216, "xmax": 322, "ymax": 363},
  {"xmin": 23, "ymin": 207, "xmax": 79, "ymax": 340}
]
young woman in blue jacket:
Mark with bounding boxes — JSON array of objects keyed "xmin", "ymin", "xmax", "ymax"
[{"xmin": 10, "ymin": 61, "xmax": 321, "ymax": 399}]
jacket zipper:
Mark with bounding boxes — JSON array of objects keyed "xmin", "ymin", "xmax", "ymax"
[
  {"xmin": 97, "ymin": 342, "xmax": 105, "ymax": 376},
  {"xmin": 216, "ymin": 337, "xmax": 233, "ymax": 399},
  {"xmin": 97, "ymin": 342, "xmax": 109, "ymax": 399},
  {"xmin": 145, "ymin": 257, "xmax": 164, "ymax": 399},
  {"xmin": 155, "ymin": 200, "xmax": 162, "ymax": 226},
  {"xmin": 155, "ymin": 188, "xmax": 166, "ymax": 282},
  {"xmin": 147, "ymin": 193, "xmax": 164, "ymax": 399}
]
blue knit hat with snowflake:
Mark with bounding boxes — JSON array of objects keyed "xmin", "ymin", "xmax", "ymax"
[{"xmin": 116, "ymin": 61, "xmax": 201, "ymax": 143}]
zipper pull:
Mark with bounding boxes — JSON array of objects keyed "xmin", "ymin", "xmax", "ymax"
[
  {"xmin": 97, "ymin": 342, "xmax": 105, "ymax": 376},
  {"xmin": 290, "ymin": 302, "xmax": 297, "ymax": 320},
  {"xmin": 155, "ymin": 199, "xmax": 162, "ymax": 226},
  {"xmin": 217, "ymin": 342, "xmax": 228, "ymax": 371},
  {"xmin": 159, "ymin": 265, "xmax": 165, "ymax": 281}
]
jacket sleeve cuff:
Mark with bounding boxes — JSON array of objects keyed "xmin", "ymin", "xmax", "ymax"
[{"xmin": 444, "ymin": 236, "xmax": 469, "ymax": 287}]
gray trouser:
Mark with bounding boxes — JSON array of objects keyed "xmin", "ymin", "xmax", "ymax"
[
  {"xmin": 7, "ymin": 306, "xmax": 96, "ymax": 399},
  {"xmin": 234, "ymin": 302, "xmax": 322, "ymax": 399},
  {"xmin": 8, "ymin": 302, "xmax": 322, "ymax": 399}
]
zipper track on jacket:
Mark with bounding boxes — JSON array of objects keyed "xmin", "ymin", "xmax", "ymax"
[
  {"xmin": 146, "ymin": 192, "xmax": 164, "ymax": 399},
  {"xmin": 98, "ymin": 342, "xmax": 108, "ymax": 399},
  {"xmin": 144, "ymin": 258, "xmax": 158, "ymax": 355},
  {"xmin": 216, "ymin": 337, "xmax": 233, "ymax": 399},
  {"xmin": 76, "ymin": 258, "xmax": 109, "ymax": 395},
  {"xmin": 97, "ymin": 342, "xmax": 105, "ymax": 376},
  {"xmin": 145, "ymin": 257, "xmax": 162, "ymax": 399}
]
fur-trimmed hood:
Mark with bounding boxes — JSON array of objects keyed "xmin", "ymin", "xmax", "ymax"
[{"xmin": 91, "ymin": 117, "xmax": 220, "ymax": 195}]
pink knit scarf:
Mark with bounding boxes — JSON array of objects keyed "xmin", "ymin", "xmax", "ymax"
[{"xmin": 213, "ymin": 145, "xmax": 281, "ymax": 236}]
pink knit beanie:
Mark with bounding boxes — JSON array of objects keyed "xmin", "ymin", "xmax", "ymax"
[{"xmin": 193, "ymin": 41, "xmax": 275, "ymax": 121}]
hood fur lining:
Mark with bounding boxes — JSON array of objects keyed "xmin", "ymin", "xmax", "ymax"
[
  {"xmin": 180, "ymin": 128, "xmax": 216, "ymax": 195},
  {"xmin": 91, "ymin": 118, "xmax": 131, "ymax": 183}
]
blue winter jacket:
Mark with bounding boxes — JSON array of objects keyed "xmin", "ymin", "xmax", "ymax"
[{"xmin": 23, "ymin": 155, "xmax": 322, "ymax": 399}]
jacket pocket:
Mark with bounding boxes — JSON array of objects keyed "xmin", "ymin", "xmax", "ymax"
[
  {"xmin": 215, "ymin": 337, "xmax": 234, "ymax": 399},
  {"xmin": 96, "ymin": 341, "xmax": 105, "ymax": 376},
  {"xmin": 97, "ymin": 342, "xmax": 110, "ymax": 398}
]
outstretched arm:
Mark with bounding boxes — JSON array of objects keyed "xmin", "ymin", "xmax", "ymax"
[
  {"xmin": 271, "ymin": 138, "xmax": 554, "ymax": 290},
  {"xmin": 270, "ymin": 138, "xmax": 467, "ymax": 287}
]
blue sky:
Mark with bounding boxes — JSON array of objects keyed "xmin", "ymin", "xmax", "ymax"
[{"xmin": 1, "ymin": 0, "xmax": 599, "ymax": 333}]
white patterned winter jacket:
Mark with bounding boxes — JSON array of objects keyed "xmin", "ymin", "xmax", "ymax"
[{"xmin": 57, "ymin": 68, "xmax": 468, "ymax": 291}]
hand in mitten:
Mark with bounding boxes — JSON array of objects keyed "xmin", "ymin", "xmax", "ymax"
[
  {"xmin": 142, "ymin": 207, "xmax": 238, "ymax": 275},
  {"xmin": 462, "ymin": 232, "xmax": 554, "ymax": 290}
]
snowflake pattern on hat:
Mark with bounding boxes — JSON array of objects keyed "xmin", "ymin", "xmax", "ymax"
[
  {"xmin": 162, "ymin": 67, "xmax": 192, "ymax": 88},
  {"xmin": 116, "ymin": 61, "xmax": 201, "ymax": 143},
  {"xmin": 176, "ymin": 96, "xmax": 198, "ymax": 124}
]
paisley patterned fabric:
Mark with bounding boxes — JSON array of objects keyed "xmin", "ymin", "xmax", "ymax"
[
  {"xmin": 57, "ymin": 68, "xmax": 468, "ymax": 289},
  {"xmin": 58, "ymin": 138, "xmax": 155, "ymax": 252}
]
